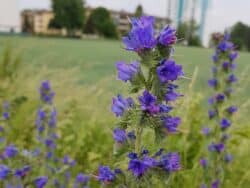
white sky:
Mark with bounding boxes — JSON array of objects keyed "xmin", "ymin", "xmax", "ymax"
[{"xmin": 17, "ymin": 0, "xmax": 250, "ymax": 45}]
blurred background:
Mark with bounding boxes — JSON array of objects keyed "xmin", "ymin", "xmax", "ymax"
[{"xmin": 0, "ymin": 1, "xmax": 250, "ymax": 187}]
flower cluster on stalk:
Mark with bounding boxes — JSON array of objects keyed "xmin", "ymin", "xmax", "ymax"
[
  {"xmin": 99, "ymin": 16, "xmax": 184, "ymax": 187},
  {"xmin": 200, "ymin": 33, "xmax": 238, "ymax": 188}
]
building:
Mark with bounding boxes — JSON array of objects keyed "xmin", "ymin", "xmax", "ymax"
[
  {"xmin": 0, "ymin": 0, "xmax": 20, "ymax": 33},
  {"xmin": 21, "ymin": 9, "xmax": 66, "ymax": 35},
  {"xmin": 21, "ymin": 7, "xmax": 169, "ymax": 36}
]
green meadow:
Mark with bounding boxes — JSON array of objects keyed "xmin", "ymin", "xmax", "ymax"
[{"xmin": 0, "ymin": 36, "xmax": 250, "ymax": 187}]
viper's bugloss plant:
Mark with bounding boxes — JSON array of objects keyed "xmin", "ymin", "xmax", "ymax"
[
  {"xmin": 200, "ymin": 33, "xmax": 238, "ymax": 188},
  {"xmin": 98, "ymin": 16, "xmax": 184, "ymax": 187}
]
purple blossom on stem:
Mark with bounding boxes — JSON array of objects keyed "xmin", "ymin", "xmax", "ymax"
[
  {"xmin": 226, "ymin": 106, "xmax": 237, "ymax": 114},
  {"xmin": 5, "ymin": 144, "xmax": 18, "ymax": 158},
  {"xmin": 39, "ymin": 80, "xmax": 55, "ymax": 104},
  {"xmin": 220, "ymin": 118, "xmax": 231, "ymax": 130},
  {"xmin": 229, "ymin": 51, "xmax": 238, "ymax": 61},
  {"xmin": 208, "ymin": 79, "xmax": 218, "ymax": 88},
  {"xmin": 202, "ymin": 127, "xmax": 210, "ymax": 135},
  {"xmin": 200, "ymin": 158, "xmax": 208, "ymax": 168},
  {"xmin": 116, "ymin": 61, "xmax": 140, "ymax": 82},
  {"xmin": 138, "ymin": 90, "xmax": 160, "ymax": 115},
  {"xmin": 162, "ymin": 116, "xmax": 181, "ymax": 133},
  {"xmin": 208, "ymin": 143, "xmax": 224, "ymax": 153},
  {"xmin": 157, "ymin": 26, "xmax": 177, "ymax": 47},
  {"xmin": 157, "ymin": 59, "xmax": 183, "ymax": 83},
  {"xmin": 98, "ymin": 166, "xmax": 116, "ymax": 183},
  {"xmin": 128, "ymin": 158, "xmax": 149, "ymax": 177},
  {"xmin": 159, "ymin": 152, "xmax": 181, "ymax": 172},
  {"xmin": 34, "ymin": 176, "xmax": 48, "ymax": 188},
  {"xmin": 211, "ymin": 179, "xmax": 220, "ymax": 188},
  {"xmin": 0, "ymin": 165, "xmax": 10, "ymax": 180},
  {"xmin": 111, "ymin": 95, "xmax": 134, "ymax": 117},
  {"xmin": 113, "ymin": 128, "xmax": 127, "ymax": 143},
  {"xmin": 122, "ymin": 16, "xmax": 156, "ymax": 52},
  {"xmin": 224, "ymin": 154, "xmax": 233, "ymax": 163}
]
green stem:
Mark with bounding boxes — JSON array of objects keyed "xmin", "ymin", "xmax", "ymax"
[{"xmin": 135, "ymin": 126, "xmax": 143, "ymax": 154}]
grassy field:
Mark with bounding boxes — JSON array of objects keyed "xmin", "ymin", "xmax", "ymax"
[{"xmin": 1, "ymin": 36, "xmax": 250, "ymax": 187}]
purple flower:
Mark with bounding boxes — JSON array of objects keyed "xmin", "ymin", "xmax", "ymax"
[
  {"xmin": 138, "ymin": 90, "xmax": 160, "ymax": 115},
  {"xmin": 142, "ymin": 156, "xmax": 157, "ymax": 167},
  {"xmin": 48, "ymin": 109, "xmax": 57, "ymax": 127},
  {"xmin": 114, "ymin": 168, "xmax": 122, "ymax": 174},
  {"xmin": 128, "ymin": 152, "xmax": 138, "ymax": 159},
  {"xmin": 211, "ymin": 179, "xmax": 220, "ymax": 188},
  {"xmin": 158, "ymin": 26, "xmax": 177, "ymax": 47},
  {"xmin": 0, "ymin": 165, "xmax": 10, "ymax": 180},
  {"xmin": 154, "ymin": 148, "xmax": 164, "ymax": 157},
  {"xmin": 127, "ymin": 130, "xmax": 136, "ymax": 140},
  {"xmin": 45, "ymin": 139, "xmax": 56, "ymax": 149},
  {"xmin": 162, "ymin": 116, "xmax": 181, "ymax": 133},
  {"xmin": 215, "ymin": 93, "xmax": 225, "ymax": 103},
  {"xmin": 2, "ymin": 112, "xmax": 10, "ymax": 120},
  {"xmin": 128, "ymin": 158, "xmax": 149, "ymax": 177},
  {"xmin": 218, "ymin": 40, "xmax": 233, "ymax": 52},
  {"xmin": 63, "ymin": 155, "xmax": 76, "ymax": 167},
  {"xmin": 200, "ymin": 158, "xmax": 208, "ymax": 168},
  {"xmin": 98, "ymin": 166, "xmax": 116, "ymax": 183},
  {"xmin": 229, "ymin": 51, "xmax": 238, "ymax": 61},
  {"xmin": 113, "ymin": 128, "xmax": 127, "ymax": 143},
  {"xmin": 116, "ymin": 61, "xmax": 140, "ymax": 82},
  {"xmin": 220, "ymin": 118, "xmax": 231, "ymax": 130},
  {"xmin": 34, "ymin": 176, "xmax": 48, "ymax": 188},
  {"xmin": 111, "ymin": 95, "xmax": 134, "ymax": 117},
  {"xmin": 165, "ymin": 84, "xmax": 181, "ymax": 102},
  {"xmin": 159, "ymin": 104, "xmax": 172, "ymax": 113},
  {"xmin": 75, "ymin": 173, "xmax": 89, "ymax": 184},
  {"xmin": 5, "ymin": 144, "xmax": 18, "ymax": 158},
  {"xmin": 227, "ymin": 74, "xmax": 237, "ymax": 83},
  {"xmin": 208, "ymin": 143, "xmax": 224, "ymax": 153},
  {"xmin": 226, "ymin": 106, "xmax": 237, "ymax": 114},
  {"xmin": 208, "ymin": 79, "xmax": 218, "ymax": 88},
  {"xmin": 14, "ymin": 166, "xmax": 31, "ymax": 178},
  {"xmin": 157, "ymin": 59, "xmax": 183, "ymax": 83},
  {"xmin": 212, "ymin": 53, "xmax": 219, "ymax": 63},
  {"xmin": 122, "ymin": 16, "xmax": 156, "ymax": 52},
  {"xmin": 200, "ymin": 184, "xmax": 207, "ymax": 188},
  {"xmin": 202, "ymin": 127, "xmax": 210, "ymax": 135},
  {"xmin": 159, "ymin": 152, "xmax": 181, "ymax": 172},
  {"xmin": 39, "ymin": 80, "xmax": 55, "ymax": 104},
  {"xmin": 208, "ymin": 110, "xmax": 217, "ymax": 119},
  {"xmin": 224, "ymin": 154, "xmax": 233, "ymax": 163}
]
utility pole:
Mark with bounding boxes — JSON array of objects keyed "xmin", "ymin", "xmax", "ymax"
[{"xmin": 187, "ymin": 0, "xmax": 197, "ymax": 44}]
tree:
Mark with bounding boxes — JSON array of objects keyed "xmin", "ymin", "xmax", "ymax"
[
  {"xmin": 177, "ymin": 21, "xmax": 201, "ymax": 47},
  {"xmin": 135, "ymin": 4, "xmax": 143, "ymax": 17},
  {"xmin": 22, "ymin": 14, "xmax": 33, "ymax": 33},
  {"xmin": 50, "ymin": 0, "xmax": 85, "ymax": 36},
  {"xmin": 84, "ymin": 7, "xmax": 118, "ymax": 38},
  {"xmin": 230, "ymin": 22, "xmax": 248, "ymax": 50}
]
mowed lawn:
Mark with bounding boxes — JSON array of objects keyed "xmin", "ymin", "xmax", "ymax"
[{"xmin": 0, "ymin": 35, "xmax": 250, "ymax": 116}]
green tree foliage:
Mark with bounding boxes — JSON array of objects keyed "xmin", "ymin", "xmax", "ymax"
[
  {"xmin": 135, "ymin": 4, "xmax": 143, "ymax": 17},
  {"xmin": 177, "ymin": 21, "xmax": 201, "ymax": 47},
  {"xmin": 230, "ymin": 22, "xmax": 250, "ymax": 51},
  {"xmin": 84, "ymin": 7, "xmax": 118, "ymax": 39},
  {"xmin": 22, "ymin": 14, "xmax": 33, "ymax": 33},
  {"xmin": 50, "ymin": 0, "xmax": 85, "ymax": 35}
]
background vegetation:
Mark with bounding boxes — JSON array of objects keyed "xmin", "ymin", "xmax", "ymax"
[{"xmin": 0, "ymin": 36, "xmax": 250, "ymax": 187}]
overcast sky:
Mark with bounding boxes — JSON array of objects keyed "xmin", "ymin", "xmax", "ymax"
[{"xmin": 18, "ymin": 0, "xmax": 250, "ymax": 44}]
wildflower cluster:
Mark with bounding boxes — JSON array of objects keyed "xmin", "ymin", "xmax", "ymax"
[
  {"xmin": 98, "ymin": 16, "xmax": 184, "ymax": 187},
  {"xmin": 0, "ymin": 81, "xmax": 90, "ymax": 188},
  {"xmin": 201, "ymin": 34, "xmax": 238, "ymax": 188}
]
